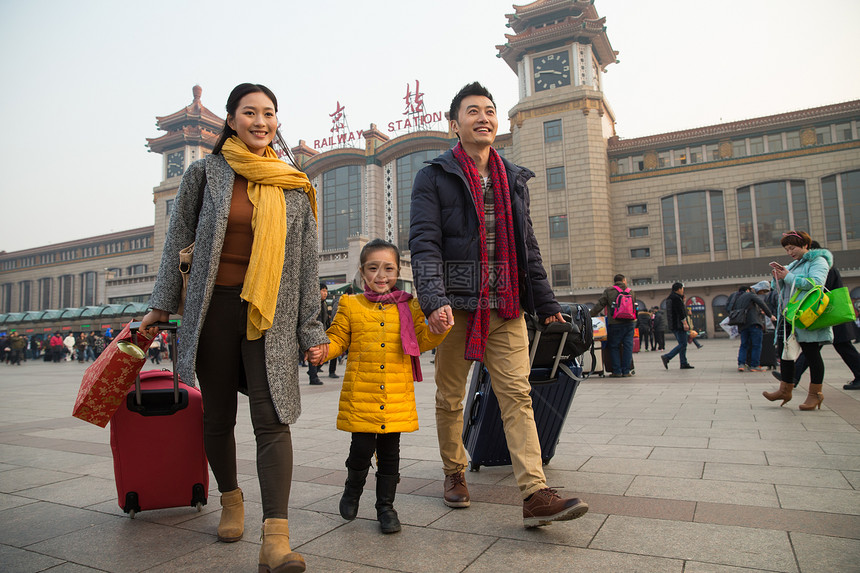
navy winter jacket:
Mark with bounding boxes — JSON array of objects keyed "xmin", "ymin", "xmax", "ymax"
[{"xmin": 409, "ymin": 149, "xmax": 561, "ymax": 320}]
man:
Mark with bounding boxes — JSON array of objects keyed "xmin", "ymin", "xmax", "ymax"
[
  {"xmin": 308, "ymin": 283, "xmax": 329, "ymax": 385},
  {"xmin": 410, "ymin": 82, "xmax": 588, "ymax": 528},
  {"xmin": 661, "ymin": 282, "xmax": 694, "ymax": 370},
  {"xmin": 591, "ymin": 274, "xmax": 636, "ymax": 377},
  {"xmin": 652, "ymin": 306, "xmax": 667, "ymax": 350},
  {"xmin": 731, "ymin": 281, "xmax": 775, "ymax": 372}
]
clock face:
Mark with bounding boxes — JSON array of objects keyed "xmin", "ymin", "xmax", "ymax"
[
  {"xmin": 533, "ymin": 51, "xmax": 571, "ymax": 92},
  {"xmin": 166, "ymin": 151, "xmax": 185, "ymax": 178}
]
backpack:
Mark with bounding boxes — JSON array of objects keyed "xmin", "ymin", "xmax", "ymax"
[
  {"xmin": 610, "ymin": 286, "xmax": 636, "ymax": 320},
  {"xmin": 727, "ymin": 307, "xmax": 748, "ymax": 326}
]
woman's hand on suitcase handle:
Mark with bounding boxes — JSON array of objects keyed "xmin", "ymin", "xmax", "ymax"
[
  {"xmin": 544, "ymin": 312, "xmax": 566, "ymax": 325},
  {"xmin": 139, "ymin": 309, "xmax": 169, "ymax": 339}
]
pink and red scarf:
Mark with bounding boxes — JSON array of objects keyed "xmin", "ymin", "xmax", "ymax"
[
  {"xmin": 362, "ymin": 286, "xmax": 423, "ymax": 381},
  {"xmin": 451, "ymin": 142, "xmax": 520, "ymax": 361}
]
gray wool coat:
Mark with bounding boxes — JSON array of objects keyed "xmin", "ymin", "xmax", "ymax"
[{"xmin": 149, "ymin": 154, "xmax": 328, "ymax": 424}]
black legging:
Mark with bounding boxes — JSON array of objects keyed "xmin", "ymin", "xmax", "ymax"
[
  {"xmin": 780, "ymin": 341, "xmax": 825, "ymax": 386},
  {"xmin": 347, "ymin": 432, "xmax": 401, "ymax": 475},
  {"xmin": 196, "ymin": 285, "xmax": 294, "ymax": 520}
]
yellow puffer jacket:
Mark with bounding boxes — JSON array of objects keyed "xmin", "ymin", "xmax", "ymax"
[{"xmin": 325, "ymin": 294, "xmax": 448, "ymax": 434}]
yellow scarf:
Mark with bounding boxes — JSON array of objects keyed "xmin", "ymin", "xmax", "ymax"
[{"xmin": 221, "ymin": 136, "xmax": 318, "ymax": 340}]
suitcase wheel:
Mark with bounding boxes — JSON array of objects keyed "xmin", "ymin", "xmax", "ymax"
[
  {"xmin": 191, "ymin": 483, "xmax": 207, "ymax": 510},
  {"xmin": 123, "ymin": 492, "xmax": 141, "ymax": 518},
  {"xmin": 469, "ymin": 462, "xmax": 481, "ymax": 472}
]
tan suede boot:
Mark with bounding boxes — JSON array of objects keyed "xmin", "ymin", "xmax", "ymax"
[
  {"xmin": 259, "ymin": 518, "xmax": 305, "ymax": 573},
  {"xmin": 217, "ymin": 488, "xmax": 244, "ymax": 542},
  {"xmin": 762, "ymin": 381, "xmax": 793, "ymax": 407},
  {"xmin": 798, "ymin": 383, "xmax": 824, "ymax": 411}
]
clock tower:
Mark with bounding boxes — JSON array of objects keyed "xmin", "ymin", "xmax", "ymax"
[
  {"xmin": 146, "ymin": 85, "xmax": 223, "ymax": 269},
  {"xmin": 498, "ymin": 0, "xmax": 618, "ymax": 291}
]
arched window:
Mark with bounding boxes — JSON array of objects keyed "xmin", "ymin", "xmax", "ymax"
[
  {"xmin": 821, "ymin": 169, "xmax": 860, "ymax": 248},
  {"xmin": 737, "ymin": 180, "xmax": 808, "ymax": 252},
  {"xmin": 712, "ymin": 294, "xmax": 729, "ymax": 335},
  {"xmin": 661, "ymin": 190, "xmax": 727, "ymax": 257},
  {"xmin": 396, "ymin": 150, "xmax": 443, "ymax": 251},
  {"xmin": 322, "ymin": 165, "xmax": 362, "ymax": 250}
]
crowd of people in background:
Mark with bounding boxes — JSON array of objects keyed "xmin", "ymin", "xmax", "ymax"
[{"xmin": 0, "ymin": 328, "xmax": 164, "ymax": 364}]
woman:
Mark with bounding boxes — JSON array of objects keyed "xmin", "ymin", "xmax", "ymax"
[
  {"xmin": 762, "ymin": 231, "xmax": 832, "ymax": 410},
  {"xmin": 140, "ymin": 83, "xmax": 327, "ymax": 573}
]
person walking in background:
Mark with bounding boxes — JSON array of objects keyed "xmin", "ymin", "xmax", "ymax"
[
  {"xmin": 49, "ymin": 332, "xmax": 64, "ymax": 363},
  {"xmin": 731, "ymin": 281, "xmax": 776, "ymax": 372},
  {"xmin": 661, "ymin": 282, "xmax": 694, "ymax": 370},
  {"xmin": 315, "ymin": 239, "xmax": 448, "ymax": 534},
  {"xmin": 139, "ymin": 83, "xmax": 328, "ymax": 573},
  {"xmin": 762, "ymin": 231, "xmax": 832, "ymax": 411},
  {"xmin": 637, "ymin": 307, "xmax": 653, "ymax": 352},
  {"xmin": 591, "ymin": 274, "xmax": 637, "ymax": 377},
  {"xmin": 309, "ymin": 283, "xmax": 329, "ymax": 386},
  {"xmin": 652, "ymin": 306, "xmax": 667, "ymax": 350},
  {"xmin": 63, "ymin": 333, "xmax": 75, "ymax": 361},
  {"xmin": 410, "ymin": 82, "xmax": 588, "ymax": 528}
]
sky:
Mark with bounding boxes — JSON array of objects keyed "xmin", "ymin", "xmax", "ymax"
[{"xmin": 1, "ymin": 0, "xmax": 858, "ymax": 253}]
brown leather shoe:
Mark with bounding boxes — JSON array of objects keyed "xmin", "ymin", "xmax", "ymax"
[
  {"xmin": 443, "ymin": 471, "xmax": 470, "ymax": 508},
  {"xmin": 523, "ymin": 487, "xmax": 588, "ymax": 528}
]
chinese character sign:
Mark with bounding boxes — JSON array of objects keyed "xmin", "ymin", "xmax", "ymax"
[
  {"xmin": 403, "ymin": 80, "xmax": 425, "ymax": 116},
  {"xmin": 330, "ymin": 101, "xmax": 346, "ymax": 134}
]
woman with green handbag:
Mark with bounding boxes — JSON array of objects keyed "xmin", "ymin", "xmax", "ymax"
[
  {"xmin": 762, "ymin": 231, "xmax": 833, "ymax": 410},
  {"xmin": 785, "ymin": 242, "xmax": 860, "ymax": 390}
]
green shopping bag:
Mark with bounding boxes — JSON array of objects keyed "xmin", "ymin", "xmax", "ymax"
[
  {"xmin": 806, "ymin": 286, "xmax": 857, "ymax": 330},
  {"xmin": 783, "ymin": 278, "xmax": 829, "ymax": 329}
]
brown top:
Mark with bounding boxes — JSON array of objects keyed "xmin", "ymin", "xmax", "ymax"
[{"xmin": 215, "ymin": 175, "xmax": 253, "ymax": 286}]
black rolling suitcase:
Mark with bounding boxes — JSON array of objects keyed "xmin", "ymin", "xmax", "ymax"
[
  {"xmin": 462, "ymin": 319, "xmax": 584, "ymax": 471},
  {"xmin": 754, "ymin": 329, "xmax": 777, "ymax": 368}
]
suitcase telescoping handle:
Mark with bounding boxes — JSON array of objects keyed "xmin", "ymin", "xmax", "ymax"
[{"xmin": 128, "ymin": 321, "xmax": 180, "ymax": 406}]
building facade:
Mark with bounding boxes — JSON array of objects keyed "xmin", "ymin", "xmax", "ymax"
[{"xmin": 2, "ymin": 0, "xmax": 858, "ymax": 338}]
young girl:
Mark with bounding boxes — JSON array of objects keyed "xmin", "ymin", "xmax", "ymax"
[{"xmin": 311, "ymin": 238, "xmax": 448, "ymax": 534}]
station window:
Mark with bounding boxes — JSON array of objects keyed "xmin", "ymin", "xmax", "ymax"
[
  {"xmin": 549, "ymin": 215, "xmax": 568, "ymax": 238},
  {"xmin": 630, "ymin": 248, "xmax": 650, "ymax": 259},
  {"xmin": 629, "ymin": 226, "xmax": 649, "ymax": 238},
  {"xmin": 551, "ymin": 264, "xmax": 571, "ymax": 287},
  {"xmin": 544, "ymin": 120, "xmax": 562, "ymax": 143},
  {"xmin": 767, "ymin": 134, "xmax": 783, "ymax": 152},
  {"xmin": 816, "ymin": 126, "xmax": 832, "ymax": 145},
  {"xmin": 627, "ymin": 204, "xmax": 647, "ymax": 215},
  {"xmin": 546, "ymin": 166, "xmax": 565, "ymax": 190}
]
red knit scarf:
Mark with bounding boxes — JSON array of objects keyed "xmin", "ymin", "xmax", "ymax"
[{"xmin": 452, "ymin": 142, "xmax": 520, "ymax": 361}]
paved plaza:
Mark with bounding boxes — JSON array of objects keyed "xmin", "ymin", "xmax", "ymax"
[{"xmin": 1, "ymin": 339, "xmax": 859, "ymax": 572}]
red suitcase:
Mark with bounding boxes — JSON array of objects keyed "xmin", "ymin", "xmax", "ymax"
[{"xmin": 109, "ymin": 323, "xmax": 208, "ymax": 518}]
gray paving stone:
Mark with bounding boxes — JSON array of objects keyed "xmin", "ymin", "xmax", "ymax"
[
  {"xmin": 580, "ymin": 457, "xmax": 703, "ymax": 478},
  {"xmin": 0, "ymin": 543, "xmax": 64, "ymax": 573},
  {"xmin": 429, "ymin": 499, "xmax": 603, "ymax": 546},
  {"xmin": 842, "ymin": 470, "xmax": 860, "ymax": 489},
  {"xmin": 299, "ymin": 520, "xmax": 495, "ymax": 573},
  {"xmin": 709, "ymin": 438, "xmax": 825, "ymax": 454},
  {"xmin": 26, "ymin": 517, "xmax": 215, "ymax": 572},
  {"xmin": 626, "ymin": 476, "xmax": 780, "ymax": 507},
  {"xmin": 649, "ymin": 446, "xmax": 768, "ymax": 465},
  {"xmin": 765, "ymin": 451, "xmax": 860, "ymax": 471},
  {"xmin": 683, "ymin": 561, "xmax": 786, "ymax": 573},
  {"xmin": 791, "ymin": 531, "xmax": 860, "ymax": 573},
  {"xmin": 0, "ymin": 501, "xmax": 116, "ymax": 547},
  {"xmin": 775, "ymin": 484, "xmax": 860, "ymax": 515},
  {"xmin": 704, "ymin": 462, "xmax": 852, "ymax": 488},
  {"xmin": 0, "ymin": 467, "xmax": 81, "ymax": 493},
  {"xmin": 590, "ymin": 515, "xmax": 797, "ymax": 571},
  {"xmin": 0, "ymin": 493, "xmax": 36, "ymax": 512},
  {"xmin": 462, "ymin": 537, "xmax": 683, "ymax": 572},
  {"xmin": 15, "ymin": 475, "xmax": 116, "ymax": 508},
  {"xmin": 609, "ymin": 434, "xmax": 710, "ymax": 448}
]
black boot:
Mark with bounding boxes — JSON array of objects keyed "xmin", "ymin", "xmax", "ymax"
[
  {"xmin": 339, "ymin": 462, "xmax": 369, "ymax": 521},
  {"xmin": 375, "ymin": 473, "xmax": 401, "ymax": 534}
]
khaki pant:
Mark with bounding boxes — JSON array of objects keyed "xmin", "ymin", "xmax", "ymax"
[{"xmin": 435, "ymin": 309, "xmax": 545, "ymax": 498}]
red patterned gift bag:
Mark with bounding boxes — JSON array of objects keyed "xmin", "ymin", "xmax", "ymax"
[{"xmin": 72, "ymin": 323, "xmax": 155, "ymax": 427}]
